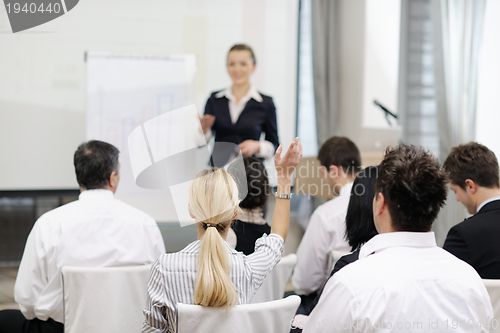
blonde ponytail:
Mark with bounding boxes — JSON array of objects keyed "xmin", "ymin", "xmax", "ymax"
[{"xmin": 189, "ymin": 168, "xmax": 240, "ymax": 308}]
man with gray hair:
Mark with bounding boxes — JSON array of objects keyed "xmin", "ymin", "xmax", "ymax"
[{"xmin": 0, "ymin": 140, "xmax": 165, "ymax": 333}]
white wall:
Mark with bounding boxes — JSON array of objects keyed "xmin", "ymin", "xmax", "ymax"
[
  {"xmin": 338, "ymin": 0, "xmax": 401, "ymax": 148},
  {"xmin": 476, "ymin": 0, "xmax": 500, "ymax": 160},
  {"xmin": 339, "ymin": 0, "xmax": 366, "ymax": 138},
  {"xmin": 0, "ymin": 0, "xmax": 298, "ymax": 197},
  {"xmin": 362, "ymin": 0, "xmax": 401, "ymax": 128}
]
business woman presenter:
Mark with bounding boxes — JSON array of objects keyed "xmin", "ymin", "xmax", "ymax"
[{"xmin": 200, "ymin": 44, "xmax": 279, "ymax": 158}]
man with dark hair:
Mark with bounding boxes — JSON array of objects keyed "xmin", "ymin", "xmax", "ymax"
[
  {"xmin": 304, "ymin": 144, "xmax": 492, "ymax": 333},
  {"xmin": 73, "ymin": 140, "xmax": 121, "ymax": 190},
  {"xmin": 443, "ymin": 142, "xmax": 500, "ymax": 278},
  {"xmin": 292, "ymin": 136, "xmax": 361, "ymax": 312},
  {"xmin": 0, "ymin": 140, "xmax": 165, "ymax": 333}
]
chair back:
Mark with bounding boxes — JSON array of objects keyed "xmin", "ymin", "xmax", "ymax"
[
  {"xmin": 176, "ymin": 295, "xmax": 300, "ymax": 333},
  {"xmin": 251, "ymin": 254, "xmax": 297, "ymax": 303},
  {"xmin": 61, "ymin": 264, "xmax": 152, "ymax": 333},
  {"xmin": 326, "ymin": 250, "xmax": 350, "ymax": 275},
  {"xmin": 483, "ymin": 279, "xmax": 500, "ymax": 333}
]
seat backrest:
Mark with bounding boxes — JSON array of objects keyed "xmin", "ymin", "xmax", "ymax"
[
  {"xmin": 483, "ymin": 279, "xmax": 500, "ymax": 333},
  {"xmin": 177, "ymin": 295, "xmax": 300, "ymax": 333},
  {"xmin": 61, "ymin": 264, "xmax": 152, "ymax": 333},
  {"xmin": 326, "ymin": 250, "xmax": 350, "ymax": 275},
  {"xmin": 251, "ymin": 253, "xmax": 297, "ymax": 303}
]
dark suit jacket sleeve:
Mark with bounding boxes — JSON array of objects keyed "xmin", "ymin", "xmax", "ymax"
[
  {"xmin": 443, "ymin": 224, "xmax": 473, "ymax": 265},
  {"xmin": 262, "ymin": 97, "xmax": 279, "ymax": 151},
  {"xmin": 204, "ymin": 93, "xmax": 217, "ymax": 139},
  {"xmin": 204, "ymin": 93, "xmax": 216, "ymax": 116},
  {"xmin": 204, "ymin": 93, "xmax": 217, "ymax": 121}
]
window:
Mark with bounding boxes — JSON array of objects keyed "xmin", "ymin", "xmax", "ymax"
[
  {"xmin": 296, "ymin": 0, "xmax": 317, "ymax": 157},
  {"xmin": 399, "ymin": 0, "xmax": 439, "ymax": 155},
  {"xmin": 476, "ymin": 0, "xmax": 500, "ymax": 159}
]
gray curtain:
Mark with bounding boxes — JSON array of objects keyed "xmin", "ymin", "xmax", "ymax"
[
  {"xmin": 431, "ymin": 0, "xmax": 487, "ymax": 246},
  {"xmin": 311, "ymin": 0, "xmax": 340, "ymax": 147}
]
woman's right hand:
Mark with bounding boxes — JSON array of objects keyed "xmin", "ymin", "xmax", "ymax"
[
  {"xmin": 274, "ymin": 137, "xmax": 303, "ymax": 182},
  {"xmin": 199, "ymin": 115, "xmax": 216, "ymax": 134},
  {"xmin": 270, "ymin": 137, "xmax": 302, "ymax": 241}
]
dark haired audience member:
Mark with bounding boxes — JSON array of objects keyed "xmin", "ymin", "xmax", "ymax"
[
  {"xmin": 231, "ymin": 157, "xmax": 272, "ymax": 255},
  {"xmin": 142, "ymin": 139, "xmax": 302, "ymax": 332},
  {"xmin": 297, "ymin": 166, "xmax": 379, "ymax": 317},
  {"xmin": 443, "ymin": 142, "xmax": 500, "ymax": 279},
  {"xmin": 334, "ymin": 165, "xmax": 379, "ymax": 271},
  {"xmin": 292, "ymin": 136, "xmax": 361, "ymax": 312},
  {"xmin": 304, "ymin": 144, "xmax": 492, "ymax": 333},
  {"xmin": 0, "ymin": 140, "xmax": 165, "ymax": 333}
]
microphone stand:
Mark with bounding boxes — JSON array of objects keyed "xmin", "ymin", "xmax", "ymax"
[{"xmin": 374, "ymin": 100, "xmax": 398, "ymax": 126}]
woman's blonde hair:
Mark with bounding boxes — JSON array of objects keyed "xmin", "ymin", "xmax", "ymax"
[{"xmin": 188, "ymin": 168, "xmax": 241, "ymax": 307}]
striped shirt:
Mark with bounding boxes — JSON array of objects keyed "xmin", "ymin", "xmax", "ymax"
[{"xmin": 142, "ymin": 233, "xmax": 284, "ymax": 333}]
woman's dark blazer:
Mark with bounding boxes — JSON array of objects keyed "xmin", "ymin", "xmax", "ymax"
[{"xmin": 204, "ymin": 91, "xmax": 280, "ymax": 153}]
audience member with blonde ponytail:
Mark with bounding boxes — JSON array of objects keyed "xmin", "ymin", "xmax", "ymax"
[
  {"xmin": 142, "ymin": 138, "xmax": 303, "ymax": 333},
  {"xmin": 190, "ymin": 168, "xmax": 240, "ymax": 308}
]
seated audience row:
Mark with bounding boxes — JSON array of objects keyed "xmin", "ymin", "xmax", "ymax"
[
  {"xmin": 0, "ymin": 137, "xmax": 498, "ymax": 333},
  {"xmin": 0, "ymin": 138, "xmax": 302, "ymax": 333},
  {"xmin": 293, "ymin": 140, "xmax": 500, "ymax": 315},
  {"xmin": 302, "ymin": 144, "xmax": 493, "ymax": 333}
]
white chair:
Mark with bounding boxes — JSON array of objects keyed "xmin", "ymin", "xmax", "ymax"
[
  {"xmin": 176, "ymin": 295, "xmax": 301, "ymax": 333},
  {"xmin": 483, "ymin": 279, "xmax": 500, "ymax": 333},
  {"xmin": 251, "ymin": 253, "xmax": 297, "ymax": 303},
  {"xmin": 61, "ymin": 264, "xmax": 152, "ymax": 333},
  {"xmin": 326, "ymin": 250, "xmax": 350, "ymax": 275}
]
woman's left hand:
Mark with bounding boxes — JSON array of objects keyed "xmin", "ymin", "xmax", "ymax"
[{"xmin": 239, "ymin": 140, "xmax": 260, "ymax": 156}]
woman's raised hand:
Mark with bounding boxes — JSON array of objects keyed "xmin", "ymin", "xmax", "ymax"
[
  {"xmin": 270, "ymin": 137, "xmax": 302, "ymax": 240},
  {"xmin": 274, "ymin": 137, "xmax": 303, "ymax": 180}
]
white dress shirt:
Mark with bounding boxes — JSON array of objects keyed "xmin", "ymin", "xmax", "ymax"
[
  {"xmin": 304, "ymin": 232, "xmax": 493, "ymax": 333},
  {"xmin": 142, "ymin": 234, "xmax": 284, "ymax": 333},
  {"xmin": 477, "ymin": 196, "xmax": 500, "ymax": 213},
  {"xmin": 14, "ymin": 189, "xmax": 166, "ymax": 324},
  {"xmin": 292, "ymin": 183, "xmax": 352, "ymax": 295},
  {"xmin": 204, "ymin": 85, "xmax": 275, "ymax": 159}
]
